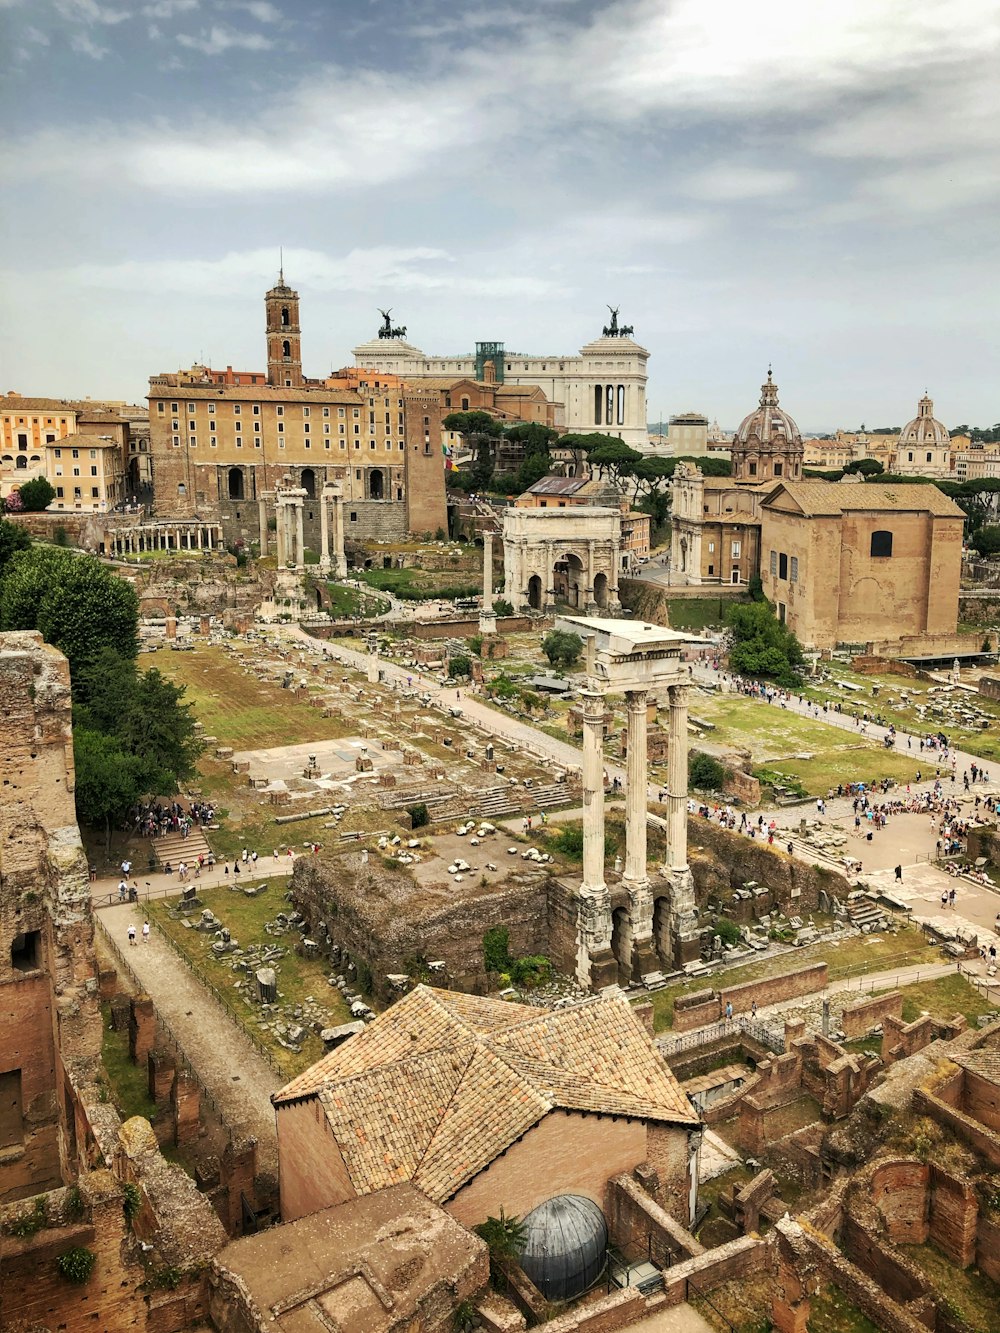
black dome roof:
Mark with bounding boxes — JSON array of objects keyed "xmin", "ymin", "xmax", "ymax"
[{"xmin": 519, "ymin": 1195, "xmax": 608, "ymax": 1301}]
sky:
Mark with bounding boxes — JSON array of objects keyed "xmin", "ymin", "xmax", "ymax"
[{"xmin": 0, "ymin": 0, "xmax": 997, "ymax": 432}]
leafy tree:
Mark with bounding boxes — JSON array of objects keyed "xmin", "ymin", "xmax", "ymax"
[
  {"xmin": 448, "ymin": 654, "xmax": 472, "ymax": 678},
  {"xmin": 443, "ymin": 411, "xmax": 504, "ymax": 491},
  {"xmin": 0, "ymin": 547, "xmax": 139, "ymax": 678},
  {"xmin": 482, "ymin": 926, "xmax": 512, "ymax": 974},
  {"xmin": 0, "ymin": 518, "xmax": 31, "ymax": 576},
  {"xmin": 970, "ymin": 526, "xmax": 1000, "ymax": 557},
  {"xmin": 492, "ymin": 598, "xmax": 514, "ymax": 616},
  {"xmin": 541, "ymin": 629, "xmax": 582, "ymax": 667},
  {"xmin": 725, "ymin": 601, "xmax": 805, "ymax": 687},
  {"xmin": 514, "ymin": 449, "xmax": 551, "ymax": 492},
  {"xmin": 689, "ymin": 752, "xmax": 728, "ymax": 790},
  {"xmin": 489, "ymin": 471, "xmax": 519, "ymax": 495},
  {"xmin": 586, "ymin": 438, "xmax": 644, "ymax": 487},
  {"xmin": 504, "ymin": 421, "xmax": 558, "ymax": 453},
  {"xmin": 852, "ymin": 458, "xmax": 883, "ymax": 477},
  {"xmin": 408, "ymin": 803, "xmax": 429, "ymax": 829},
  {"xmin": 17, "ymin": 477, "xmax": 56, "ymax": 511},
  {"xmin": 73, "ymin": 728, "xmax": 146, "ymax": 852}
]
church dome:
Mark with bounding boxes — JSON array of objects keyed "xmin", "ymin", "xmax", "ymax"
[
  {"xmin": 899, "ymin": 393, "xmax": 949, "ymax": 449},
  {"xmin": 734, "ymin": 369, "xmax": 802, "ymax": 450},
  {"xmin": 518, "ymin": 1195, "xmax": 608, "ymax": 1302}
]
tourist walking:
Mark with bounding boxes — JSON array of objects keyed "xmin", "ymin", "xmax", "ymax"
[{"xmin": 128, "ymin": 923, "xmax": 137, "ymax": 947}]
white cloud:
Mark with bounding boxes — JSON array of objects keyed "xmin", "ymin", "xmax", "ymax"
[
  {"xmin": 683, "ymin": 165, "xmax": 800, "ymax": 202},
  {"xmin": 176, "ymin": 24, "xmax": 272, "ymax": 53},
  {"xmin": 20, "ymin": 245, "xmax": 563, "ymax": 300},
  {"xmin": 70, "ymin": 31, "xmax": 110, "ymax": 57},
  {"xmin": 142, "ymin": 0, "xmax": 198, "ymax": 16},
  {"xmin": 231, "ymin": 0, "xmax": 281, "ymax": 22},
  {"xmin": 56, "ymin": 0, "xmax": 132, "ymax": 24}
]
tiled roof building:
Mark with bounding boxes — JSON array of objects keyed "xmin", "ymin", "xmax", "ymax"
[{"xmin": 274, "ymin": 986, "xmax": 700, "ymax": 1229}]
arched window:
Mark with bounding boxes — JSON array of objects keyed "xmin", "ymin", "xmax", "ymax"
[
  {"xmin": 282, "ymin": 339, "xmax": 291, "ymax": 358},
  {"xmin": 301, "ymin": 467, "xmax": 315, "ymax": 499},
  {"xmin": 368, "ymin": 468, "xmax": 384, "ymax": 500},
  {"xmin": 281, "ymin": 305, "xmax": 290, "ymax": 327},
  {"xmin": 228, "ymin": 467, "xmax": 244, "ymax": 500},
  {"xmin": 15, "ymin": 455, "xmax": 27, "ymax": 469},
  {"xmin": 870, "ymin": 530, "xmax": 893, "ymax": 557}
]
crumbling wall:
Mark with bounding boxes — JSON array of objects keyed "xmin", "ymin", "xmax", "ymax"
[{"xmin": 687, "ymin": 817, "xmax": 849, "ymax": 915}]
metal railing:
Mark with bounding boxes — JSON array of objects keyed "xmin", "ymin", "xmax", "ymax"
[{"xmin": 658, "ymin": 1016, "xmax": 785, "ymax": 1058}]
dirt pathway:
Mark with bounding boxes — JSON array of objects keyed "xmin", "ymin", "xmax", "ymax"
[{"xmin": 98, "ymin": 903, "xmax": 281, "ymax": 1175}]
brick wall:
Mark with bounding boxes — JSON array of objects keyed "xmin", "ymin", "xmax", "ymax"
[
  {"xmin": 963, "ymin": 1068, "xmax": 1000, "ymax": 1132},
  {"xmin": 409, "ymin": 614, "xmax": 538, "ymax": 640},
  {"xmin": 659, "ymin": 1236, "xmax": 766, "ymax": 1307},
  {"xmin": 275, "ymin": 1098, "xmax": 357, "ymax": 1221},
  {"xmin": 532, "ymin": 1288, "xmax": 646, "ymax": 1333},
  {"xmin": 446, "ymin": 1110, "xmax": 647, "ymax": 1230},
  {"xmin": 671, "ymin": 964, "xmax": 827, "ymax": 1033},
  {"xmin": 841, "ymin": 990, "xmax": 902, "ymax": 1038},
  {"xmin": 672, "ymin": 989, "xmax": 720, "ymax": 1032},
  {"xmin": 913, "ymin": 1087, "xmax": 1000, "ymax": 1168},
  {"xmin": 605, "ymin": 1173, "xmax": 703, "ymax": 1268}
]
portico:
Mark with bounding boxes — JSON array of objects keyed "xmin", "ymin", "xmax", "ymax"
[{"xmin": 556, "ymin": 615, "xmax": 704, "ymax": 988}]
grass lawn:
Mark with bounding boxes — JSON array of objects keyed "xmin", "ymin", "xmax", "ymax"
[
  {"xmin": 896, "ymin": 972, "xmax": 1000, "ymax": 1026},
  {"xmin": 642, "ymin": 924, "xmax": 937, "ymax": 1031},
  {"xmin": 801, "ymin": 663, "xmax": 1000, "ymax": 765},
  {"xmin": 688, "ymin": 692, "xmax": 925, "ymax": 795},
  {"xmin": 805, "ymin": 1283, "xmax": 882, "ymax": 1333},
  {"xmin": 100, "ymin": 1002, "xmax": 156, "ymax": 1121},
  {"xmin": 149, "ymin": 879, "xmax": 351, "ymax": 1078},
  {"xmin": 900, "ymin": 1241, "xmax": 1000, "ymax": 1333},
  {"xmin": 325, "ymin": 582, "xmax": 390, "ymax": 618},
  {"xmin": 665, "ymin": 597, "xmax": 738, "ymax": 631},
  {"xmin": 146, "ymin": 645, "xmax": 357, "ymax": 750},
  {"xmin": 358, "ymin": 566, "xmax": 481, "ymax": 601}
]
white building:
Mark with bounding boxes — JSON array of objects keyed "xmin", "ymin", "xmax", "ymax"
[
  {"xmin": 668, "ymin": 412, "xmax": 709, "ymax": 457},
  {"xmin": 352, "ymin": 315, "xmax": 650, "ymax": 450},
  {"xmin": 897, "ymin": 393, "xmax": 951, "ymax": 478},
  {"xmin": 501, "ymin": 506, "xmax": 623, "ymax": 613}
]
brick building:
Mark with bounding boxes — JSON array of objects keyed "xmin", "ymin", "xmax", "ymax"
[
  {"xmin": 147, "ymin": 274, "xmax": 447, "ymax": 547},
  {"xmin": 273, "ymin": 985, "xmax": 700, "ymax": 1230}
]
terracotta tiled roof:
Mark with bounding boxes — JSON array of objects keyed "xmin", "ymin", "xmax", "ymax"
[
  {"xmin": 1, "ymin": 396, "xmax": 80, "ymax": 414},
  {"xmin": 951, "ymin": 1048, "xmax": 1000, "ymax": 1086},
  {"xmin": 274, "ymin": 986, "xmax": 697, "ymax": 1203},
  {"xmin": 764, "ymin": 480, "xmax": 964, "ymax": 518}
]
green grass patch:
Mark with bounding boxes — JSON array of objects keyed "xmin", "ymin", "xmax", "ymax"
[
  {"xmin": 101, "ymin": 1002, "xmax": 156, "ymax": 1121},
  {"xmin": 358, "ymin": 566, "xmax": 481, "ymax": 601},
  {"xmin": 666, "ymin": 597, "xmax": 739, "ymax": 631},
  {"xmin": 145, "ymin": 645, "xmax": 356, "ymax": 749},
  {"xmin": 325, "ymin": 582, "xmax": 390, "ymax": 618},
  {"xmin": 641, "ymin": 925, "xmax": 936, "ymax": 1031},
  {"xmin": 897, "ymin": 972, "xmax": 1000, "ymax": 1027},
  {"xmin": 805, "ymin": 1282, "xmax": 882, "ymax": 1333},
  {"xmin": 148, "ymin": 880, "xmax": 352, "ymax": 1078},
  {"xmin": 900, "ymin": 1241, "xmax": 1000, "ymax": 1333}
]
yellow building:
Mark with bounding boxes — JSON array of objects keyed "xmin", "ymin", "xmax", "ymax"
[
  {"xmin": 46, "ymin": 434, "xmax": 126, "ymax": 513},
  {"xmin": 760, "ymin": 480, "xmax": 965, "ymax": 651},
  {"xmin": 1, "ymin": 395, "xmax": 79, "ymax": 499},
  {"xmin": 147, "ymin": 275, "xmax": 447, "ymax": 547}
]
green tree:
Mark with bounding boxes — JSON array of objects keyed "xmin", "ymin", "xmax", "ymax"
[
  {"xmin": 541, "ymin": 629, "xmax": 582, "ymax": 667},
  {"xmin": 0, "ymin": 518, "xmax": 31, "ymax": 576},
  {"xmin": 492, "ymin": 598, "xmax": 514, "ymax": 616},
  {"xmin": 852, "ymin": 458, "xmax": 883, "ymax": 477},
  {"xmin": 443, "ymin": 411, "xmax": 503, "ymax": 491},
  {"xmin": 689, "ymin": 752, "xmax": 727, "ymax": 790},
  {"xmin": 970, "ymin": 526, "xmax": 1000, "ymax": 557},
  {"xmin": 17, "ymin": 476, "xmax": 56, "ymax": 511},
  {"xmin": 448, "ymin": 654, "xmax": 472, "ymax": 678},
  {"xmin": 586, "ymin": 438, "xmax": 644, "ymax": 487},
  {"xmin": 725, "ymin": 601, "xmax": 805, "ymax": 687},
  {"xmin": 513, "ymin": 450, "xmax": 551, "ymax": 492},
  {"xmin": 0, "ymin": 547, "xmax": 139, "ymax": 677},
  {"xmin": 73, "ymin": 728, "xmax": 146, "ymax": 851},
  {"xmin": 475, "ymin": 1208, "xmax": 527, "ymax": 1263}
]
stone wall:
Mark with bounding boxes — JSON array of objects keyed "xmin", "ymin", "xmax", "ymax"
[
  {"xmin": 687, "ymin": 816, "xmax": 849, "ymax": 916},
  {"xmin": 605, "ymin": 1172, "xmax": 704, "ymax": 1270},
  {"xmin": 852, "ymin": 655, "xmax": 918, "ymax": 677},
  {"xmin": 659, "ymin": 1236, "xmax": 766, "ymax": 1307},
  {"xmin": 671, "ymin": 963, "xmax": 828, "ymax": 1032},
  {"xmin": 980, "ymin": 675, "xmax": 1000, "ymax": 701},
  {"xmin": 408, "ymin": 614, "xmax": 538, "ymax": 639},
  {"xmin": 532, "ymin": 1289, "xmax": 646, "ymax": 1333},
  {"xmin": 841, "ymin": 989, "xmax": 903, "ymax": 1038}
]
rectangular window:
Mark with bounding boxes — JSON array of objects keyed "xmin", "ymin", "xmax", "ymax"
[
  {"xmin": 277, "ymin": 421, "xmax": 284, "ymax": 433},
  {"xmin": 779, "ymin": 552, "xmax": 788, "ymax": 579},
  {"xmin": 790, "ymin": 556, "xmax": 799, "ymax": 582},
  {"xmin": 187, "ymin": 403, "xmax": 196, "ymax": 413},
  {"xmin": 276, "ymin": 406, "xmax": 284, "ymax": 416},
  {"xmin": 171, "ymin": 402, "xmax": 178, "ymax": 412},
  {"xmin": 338, "ymin": 407, "xmax": 345, "ymax": 418},
  {"xmin": 55, "ymin": 448, "xmax": 62, "ymax": 458},
  {"xmin": 254, "ymin": 421, "xmax": 260, "ymax": 433},
  {"xmin": 731, "ymin": 541, "xmax": 741, "ymax": 558},
  {"xmin": 189, "ymin": 420, "xmax": 196, "ymax": 431},
  {"xmin": 234, "ymin": 404, "xmax": 241, "ymax": 415},
  {"xmin": 172, "ymin": 420, "xmax": 179, "ymax": 431},
  {"xmin": 708, "ymin": 541, "xmax": 715, "ymax": 553},
  {"xmin": 769, "ymin": 549, "xmax": 777, "ymax": 575},
  {"xmin": 208, "ymin": 402, "xmax": 215, "ymax": 414},
  {"xmin": 72, "ymin": 448, "xmax": 79, "ymax": 459},
  {"xmin": 324, "ymin": 423, "xmax": 330, "ymax": 434},
  {"xmin": 303, "ymin": 423, "xmax": 310, "ymax": 434},
  {"xmin": 350, "ymin": 511, "xmax": 357, "ymax": 522},
  {"xmin": 56, "ymin": 485, "xmax": 64, "ymax": 497},
  {"xmin": 302, "ymin": 406, "xmax": 310, "ymax": 417},
  {"xmin": 211, "ymin": 436, "xmax": 217, "ymax": 448},
  {"xmin": 157, "ymin": 402, "xmax": 165, "ymax": 414},
  {"xmin": 172, "ymin": 435, "xmax": 180, "ymax": 447},
  {"xmin": 91, "ymin": 487, "xmax": 99, "ymax": 498},
  {"xmin": 253, "ymin": 405, "xmax": 260, "ymax": 415},
  {"xmin": 190, "ymin": 435, "xmax": 197, "ymax": 447},
  {"xmin": 235, "ymin": 437, "xmax": 242, "ymax": 448},
  {"xmin": 90, "ymin": 466, "xmax": 97, "ymax": 476},
  {"xmin": 323, "ymin": 407, "xmax": 330, "ymax": 418}
]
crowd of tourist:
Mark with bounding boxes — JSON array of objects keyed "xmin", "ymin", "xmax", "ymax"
[{"xmin": 131, "ymin": 799, "xmax": 216, "ymax": 839}]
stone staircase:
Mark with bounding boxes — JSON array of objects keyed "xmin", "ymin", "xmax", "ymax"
[
  {"xmin": 468, "ymin": 786, "xmax": 523, "ymax": 820},
  {"xmin": 148, "ymin": 827, "xmax": 212, "ymax": 868},
  {"xmin": 846, "ymin": 893, "xmax": 889, "ymax": 933},
  {"xmin": 527, "ymin": 781, "xmax": 575, "ymax": 812}
]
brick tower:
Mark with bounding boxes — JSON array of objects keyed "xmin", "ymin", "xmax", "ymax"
[{"xmin": 265, "ymin": 267, "xmax": 303, "ymax": 388}]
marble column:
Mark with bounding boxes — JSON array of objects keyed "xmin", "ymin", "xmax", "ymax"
[
  {"xmin": 665, "ymin": 681, "xmax": 699, "ymax": 964},
  {"xmin": 577, "ymin": 669, "xmax": 615, "ymax": 988},
  {"xmin": 295, "ymin": 499, "xmax": 305, "ymax": 570},
  {"xmin": 331, "ymin": 486, "xmax": 347, "ymax": 578},
  {"xmin": 318, "ymin": 488, "xmax": 331, "ymax": 573},
  {"xmin": 623, "ymin": 689, "xmax": 657, "ymax": 979},
  {"xmin": 258, "ymin": 497, "xmax": 268, "ymax": 557},
  {"xmin": 545, "ymin": 545, "xmax": 558, "ymax": 611},
  {"xmin": 275, "ymin": 500, "xmax": 287, "ymax": 568},
  {"xmin": 479, "ymin": 531, "xmax": 497, "ymax": 634}
]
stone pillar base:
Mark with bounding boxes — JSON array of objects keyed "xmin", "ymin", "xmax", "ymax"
[
  {"xmin": 631, "ymin": 938, "xmax": 659, "ymax": 981},
  {"xmin": 673, "ymin": 931, "xmax": 702, "ymax": 968},
  {"xmin": 479, "ymin": 611, "xmax": 498, "ymax": 635},
  {"xmin": 588, "ymin": 948, "xmax": 619, "ymax": 991}
]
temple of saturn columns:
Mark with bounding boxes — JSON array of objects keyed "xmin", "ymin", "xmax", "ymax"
[{"xmin": 556, "ymin": 615, "xmax": 703, "ymax": 989}]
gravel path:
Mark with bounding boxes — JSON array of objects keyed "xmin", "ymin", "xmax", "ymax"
[{"xmin": 98, "ymin": 903, "xmax": 280, "ymax": 1175}]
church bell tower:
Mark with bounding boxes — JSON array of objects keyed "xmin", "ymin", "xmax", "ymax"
[{"xmin": 266, "ymin": 267, "xmax": 303, "ymax": 387}]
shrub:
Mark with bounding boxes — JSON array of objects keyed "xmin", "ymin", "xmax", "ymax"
[
  {"xmin": 467, "ymin": 634, "xmax": 483, "ymax": 657},
  {"xmin": 542, "ymin": 629, "xmax": 582, "ymax": 667},
  {"xmin": 9, "ymin": 1196, "xmax": 47, "ymax": 1237},
  {"xmin": 714, "ymin": 918, "xmax": 741, "ymax": 947},
  {"xmin": 57, "ymin": 1246, "xmax": 96, "ymax": 1284},
  {"xmin": 17, "ymin": 477, "xmax": 56, "ymax": 511},
  {"xmin": 475, "ymin": 1208, "xmax": 527, "ymax": 1262},
  {"xmin": 53, "ymin": 525, "xmax": 69, "ymax": 547},
  {"xmin": 408, "ymin": 802, "xmax": 429, "ymax": 829},
  {"xmin": 483, "ymin": 926, "xmax": 512, "ymax": 974},
  {"xmin": 510, "ymin": 954, "xmax": 552, "ymax": 987},
  {"xmin": 689, "ymin": 752, "xmax": 727, "ymax": 791},
  {"xmin": 492, "ymin": 598, "xmax": 514, "ymax": 616},
  {"xmin": 122, "ymin": 1182, "xmax": 142, "ymax": 1223},
  {"xmin": 449, "ymin": 654, "xmax": 472, "ymax": 678}
]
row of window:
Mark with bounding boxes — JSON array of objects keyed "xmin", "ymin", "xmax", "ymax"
[
  {"xmin": 769, "ymin": 551, "xmax": 800, "ymax": 582},
  {"xmin": 173, "ymin": 436, "xmax": 407, "ymax": 451},
  {"xmin": 158, "ymin": 400, "xmax": 403, "ymax": 416}
]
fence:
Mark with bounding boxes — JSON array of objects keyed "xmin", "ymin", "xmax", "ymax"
[{"xmin": 657, "ymin": 1016, "xmax": 785, "ymax": 1059}]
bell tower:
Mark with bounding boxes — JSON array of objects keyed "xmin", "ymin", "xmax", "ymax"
[{"xmin": 266, "ymin": 266, "xmax": 303, "ymax": 387}]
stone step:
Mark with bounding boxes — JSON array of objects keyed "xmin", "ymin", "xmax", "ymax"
[{"xmin": 148, "ymin": 828, "xmax": 212, "ymax": 866}]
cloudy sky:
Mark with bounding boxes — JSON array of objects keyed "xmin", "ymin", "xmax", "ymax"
[{"xmin": 1, "ymin": 0, "xmax": 997, "ymax": 431}]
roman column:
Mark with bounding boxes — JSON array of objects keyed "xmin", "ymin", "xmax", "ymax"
[
  {"xmin": 623, "ymin": 688, "xmax": 658, "ymax": 978},
  {"xmin": 258, "ymin": 497, "xmax": 268, "ymax": 557},
  {"xmin": 479, "ymin": 531, "xmax": 497, "ymax": 634},
  {"xmin": 318, "ymin": 487, "xmax": 331, "ymax": 573},
  {"xmin": 331, "ymin": 485, "xmax": 347, "ymax": 578},
  {"xmin": 295, "ymin": 497, "xmax": 305, "ymax": 570},
  {"xmin": 275, "ymin": 496, "xmax": 287, "ymax": 568},
  {"xmin": 665, "ymin": 680, "xmax": 699, "ymax": 963}
]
